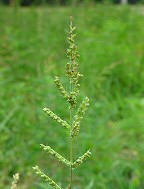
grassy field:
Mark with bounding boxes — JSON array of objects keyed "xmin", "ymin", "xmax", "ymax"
[{"xmin": 0, "ymin": 4, "xmax": 144, "ymax": 189}]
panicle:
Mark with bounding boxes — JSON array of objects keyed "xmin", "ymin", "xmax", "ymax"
[{"xmin": 33, "ymin": 16, "xmax": 91, "ymax": 188}]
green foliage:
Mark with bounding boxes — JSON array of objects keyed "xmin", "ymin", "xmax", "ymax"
[{"xmin": 0, "ymin": 4, "xmax": 144, "ymax": 189}]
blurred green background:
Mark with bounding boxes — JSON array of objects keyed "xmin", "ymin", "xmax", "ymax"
[{"xmin": 0, "ymin": 1, "xmax": 144, "ymax": 189}]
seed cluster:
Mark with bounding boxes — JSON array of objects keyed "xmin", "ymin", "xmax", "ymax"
[
  {"xmin": 71, "ymin": 97, "xmax": 89, "ymax": 137},
  {"xmin": 33, "ymin": 166, "xmax": 61, "ymax": 189},
  {"xmin": 40, "ymin": 144, "xmax": 70, "ymax": 166},
  {"xmin": 54, "ymin": 76, "xmax": 69, "ymax": 100},
  {"xmin": 72, "ymin": 150, "xmax": 91, "ymax": 168},
  {"xmin": 43, "ymin": 107, "xmax": 70, "ymax": 129}
]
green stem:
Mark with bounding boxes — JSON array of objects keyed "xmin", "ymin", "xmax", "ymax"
[
  {"xmin": 70, "ymin": 119, "xmax": 73, "ymax": 188},
  {"xmin": 69, "ymin": 81, "xmax": 73, "ymax": 189}
]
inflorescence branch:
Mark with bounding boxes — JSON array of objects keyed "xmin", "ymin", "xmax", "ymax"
[
  {"xmin": 72, "ymin": 150, "xmax": 91, "ymax": 168},
  {"xmin": 43, "ymin": 107, "xmax": 70, "ymax": 129},
  {"xmin": 33, "ymin": 166, "xmax": 61, "ymax": 189},
  {"xmin": 71, "ymin": 97, "xmax": 89, "ymax": 138},
  {"xmin": 40, "ymin": 144, "xmax": 70, "ymax": 166}
]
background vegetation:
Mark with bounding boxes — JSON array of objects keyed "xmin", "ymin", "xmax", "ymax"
[
  {"xmin": 0, "ymin": 3, "xmax": 144, "ymax": 189},
  {"xmin": 1, "ymin": 0, "xmax": 144, "ymax": 6}
]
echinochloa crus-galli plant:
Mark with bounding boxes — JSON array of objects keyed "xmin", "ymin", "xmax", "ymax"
[{"xmin": 33, "ymin": 16, "xmax": 91, "ymax": 189}]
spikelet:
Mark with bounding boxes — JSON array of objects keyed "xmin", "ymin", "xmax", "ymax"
[
  {"xmin": 11, "ymin": 173, "xmax": 19, "ymax": 189},
  {"xmin": 33, "ymin": 166, "xmax": 61, "ymax": 189},
  {"xmin": 71, "ymin": 97, "xmax": 89, "ymax": 137},
  {"xmin": 54, "ymin": 76, "xmax": 69, "ymax": 100},
  {"xmin": 43, "ymin": 107, "xmax": 70, "ymax": 129},
  {"xmin": 73, "ymin": 73, "xmax": 82, "ymax": 96},
  {"xmin": 72, "ymin": 150, "xmax": 91, "ymax": 168},
  {"xmin": 67, "ymin": 92, "xmax": 77, "ymax": 109},
  {"xmin": 40, "ymin": 144, "xmax": 70, "ymax": 166}
]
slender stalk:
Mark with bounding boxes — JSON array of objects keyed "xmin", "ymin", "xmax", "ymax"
[
  {"xmin": 69, "ymin": 81, "xmax": 73, "ymax": 189},
  {"xmin": 70, "ymin": 118, "xmax": 73, "ymax": 188}
]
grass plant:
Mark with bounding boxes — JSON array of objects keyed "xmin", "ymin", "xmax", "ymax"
[{"xmin": 33, "ymin": 15, "xmax": 91, "ymax": 189}]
